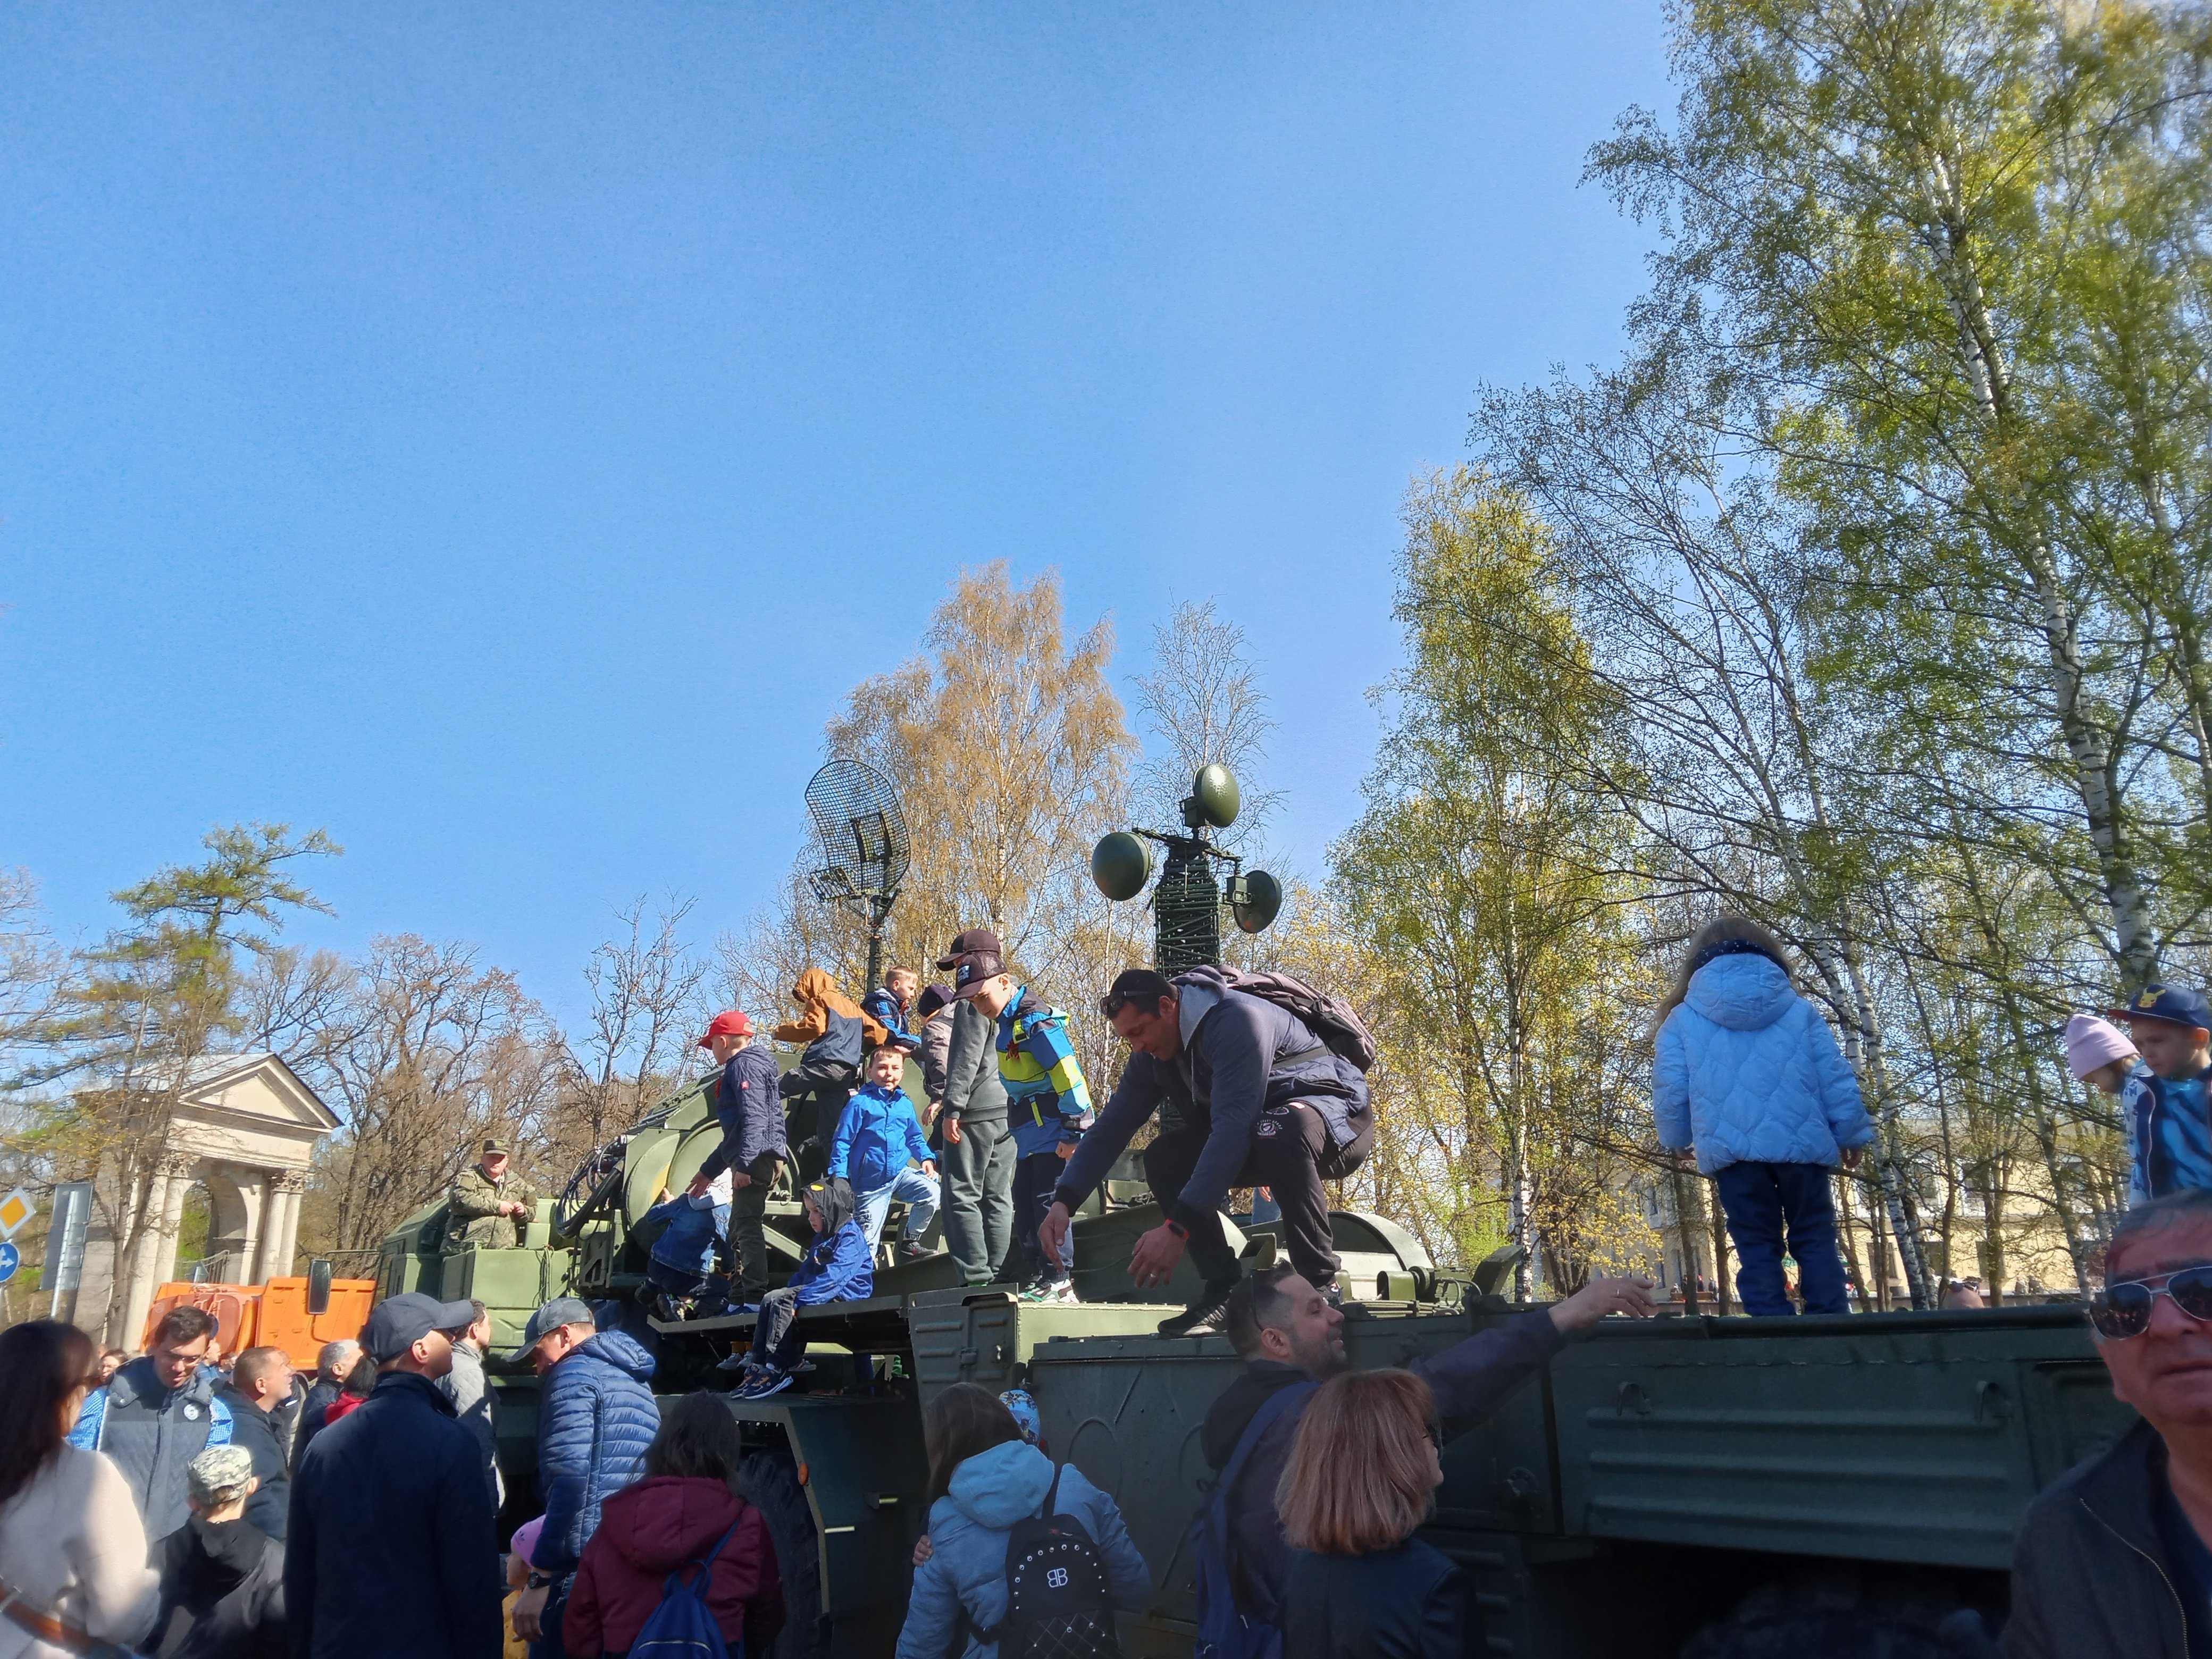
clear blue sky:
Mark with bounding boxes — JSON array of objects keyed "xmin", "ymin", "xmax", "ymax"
[{"xmin": 0, "ymin": 4, "xmax": 1669, "ymax": 1026}]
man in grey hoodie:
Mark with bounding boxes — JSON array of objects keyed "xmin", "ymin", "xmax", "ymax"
[
  {"xmin": 935, "ymin": 932, "xmax": 1016, "ymax": 1287},
  {"xmin": 437, "ymin": 1300, "xmax": 502, "ymax": 1510}
]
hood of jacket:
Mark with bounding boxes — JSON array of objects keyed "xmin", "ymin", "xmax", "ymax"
[
  {"xmin": 946, "ymin": 1440, "xmax": 1055, "ymax": 1531},
  {"xmin": 1683, "ymin": 953, "xmax": 1796, "ymax": 1032},
  {"xmin": 775, "ymin": 967, "xmax": 890, "ymax": 1049},
  {"xmin": 600, "ymin": 1475, "xmax": 744, "ymax": 1573},
  {"xmin": 571, "ymin": 1329, "xmax": 658, "ymax": 1385}
]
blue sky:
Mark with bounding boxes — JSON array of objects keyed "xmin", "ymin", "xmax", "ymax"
[{"xmin": 0, "ymin": 5, "xmax": 1669, "ymax": 1026}]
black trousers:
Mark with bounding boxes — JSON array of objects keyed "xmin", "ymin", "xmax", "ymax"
[{"xmin": 1142, "ymin": 1100, "xmax": 1373, "ymax": 1292}]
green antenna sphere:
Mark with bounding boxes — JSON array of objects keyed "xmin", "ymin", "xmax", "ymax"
[
  {"xmin": 1233, "ymin": 868, "xmax": 1284, "ymax": 933},
  {"xmin": 1193, "ymin": 764, "xmax": 1241, "ymax": 829},
  {"xmin": 1091, "ymin": 832, "xmax": 1153, "ymax": 902}
]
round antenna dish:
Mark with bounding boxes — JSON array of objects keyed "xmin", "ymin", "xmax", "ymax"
[
  {"xmin": 1091, "ymin": 832, "xmax": 1152, "ymax": 902},
  {"xmin": 1193, "ymin": 764, "xmax": 1241, "ymax": 829},
  {"xmin": 804, "ymin": 758, "xmax": 910, "ymax": 908},
  {"xmin": 1233, "ymin": 869, "xmax": 1283, "ymax": 934}
]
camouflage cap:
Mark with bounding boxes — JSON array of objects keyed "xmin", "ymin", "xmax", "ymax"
[
  {"xmin": 188, "ymin": 1445, "xmax": 257, "ymax": 1506},
  {"xmin": 481, "ymin": 1137, "xmax": 509, "ymax": 1157}
]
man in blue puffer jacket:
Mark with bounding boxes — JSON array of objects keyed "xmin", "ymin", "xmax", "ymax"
[
  {"xmin": 510, "ymin": 1298, "xmax": 659, "ymax": 1659},
  {"xmin": 1653, "ymin": 917, "xmax": 1874, "ymax": 1316}
]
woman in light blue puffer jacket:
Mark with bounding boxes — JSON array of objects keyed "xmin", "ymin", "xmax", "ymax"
[
  {"xmin": 896, "ymin": 1384, "xmax": 1150, "ymax": 1659},
  {"xmin": 1652, "ymin": 916, "xmax": 1874, "ymax": 1316}
]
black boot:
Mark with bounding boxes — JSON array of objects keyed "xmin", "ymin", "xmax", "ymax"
[{"xmin": 1157, "ymin": 1280, "xmax": 1239, "ymax": 1338}]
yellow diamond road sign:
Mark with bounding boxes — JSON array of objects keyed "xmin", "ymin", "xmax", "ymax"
[{"xmin": 0, "ymin": 1188, "xmax": 32, "ymax": 1239}]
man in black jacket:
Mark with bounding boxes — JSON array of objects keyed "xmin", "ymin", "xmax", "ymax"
[
  {"xmin": 1203, "ymin": 1263, "xmax": 1654, "ymax": 1635},
  {"xmin": 290, "ymin": 1340, "xmax": 357, "ymax": 1467},
  {"xmin": 936, "ymin": 929, "xmax": 1016, "ymax": 1287},
  {"xmin": 213, "ymin": 1347, "xmax": 295, "ymax": 1543},
  {"xmin": 286, "ymin": 1291, "xmax": 502, "ymax": 1659},
  {"xmin": 1043, "ymin": 966, "xmax": 1375, "ymax": 1335},
  {"xmin": 2007, "ymin": 1188, "xmax": 2212, "ymax": 1657}
]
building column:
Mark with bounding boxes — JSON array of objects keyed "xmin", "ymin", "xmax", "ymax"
[
  {"xmin": 237, "ymin": 1169, "xmax": 269, "ymax": 1286},
  {"xmin": 268, "ymin": 1173, "xmax": 306, "ymax": 1279},
  {"xmin": 118, "ymin": 1157, "xmax": 192, "ymax": 1348}
]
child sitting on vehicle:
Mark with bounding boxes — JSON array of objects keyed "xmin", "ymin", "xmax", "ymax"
[
  {"xmin": 641, "ymin": 1170, "xmax": 731, "ymax": 1320},
  {"xmin": 830, "ymin": 1043, "xmax": 941, "ymax": 1258},
  {"xmin": 726, "ymin": 1180, "xmax": 874, "ymax": 1401}
]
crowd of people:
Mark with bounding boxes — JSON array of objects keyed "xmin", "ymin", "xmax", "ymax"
[{"xmin": 15, "ymin": 917, "xmax": 2212, "ymax": 1657}]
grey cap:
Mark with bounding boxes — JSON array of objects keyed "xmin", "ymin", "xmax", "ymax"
[
  {"xmin": 362, "ymin": 1292, "xmax": 478, "ymax": 1362},
  {"xmin": 188, "ymin": 1445, "xmax": 256, "ymax": 1506},
  {"xmin": 522, "ymin": 1296, "xmax": 596, "ymax": 1352}
]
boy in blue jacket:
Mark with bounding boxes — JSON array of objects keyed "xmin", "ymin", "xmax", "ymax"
[
  {"xmin": 641, "ymin": 1169, "xmax": 730, "ymax": 1319},
  {"xmin": 831, "ymin": 1043, "xmax": 941, "ymax": 1256},
  {"xmin": 730, "ymin": 1181, "xmax": 874, "ymax": 1400}
]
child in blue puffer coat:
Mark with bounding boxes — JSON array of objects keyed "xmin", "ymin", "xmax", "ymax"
[
  {"xmin": 895, "ymin": 1384, "xmax": 1148, "ymax": 1659},
  {"xmin": 1652, "ymin": 916, "xmax": 1874, "ymax": 1317}
]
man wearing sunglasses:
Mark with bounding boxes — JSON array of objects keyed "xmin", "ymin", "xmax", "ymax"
[
  {"xmin": 2112, "ymin": 983, "xmax": 2212, "ymax": 1209},
  {"xmin": 2008, "ymin": 1188, "xmax": 2212, "ymax": 1657}
]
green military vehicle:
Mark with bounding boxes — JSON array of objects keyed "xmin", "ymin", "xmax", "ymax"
[{"xmin": 377, "ymin": 1064, "xmax": 2134, "ymax": 1659}]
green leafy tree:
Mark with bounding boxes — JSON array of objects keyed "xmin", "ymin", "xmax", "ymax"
[{"xmin": 26, "ymin": 824, "xmax": 337, "ymax": 1336}]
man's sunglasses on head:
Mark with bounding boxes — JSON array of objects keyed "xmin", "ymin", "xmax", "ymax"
[{"xmin": 2090, "ymin": 1266, "xmax": 2212, "ymax": 1339}]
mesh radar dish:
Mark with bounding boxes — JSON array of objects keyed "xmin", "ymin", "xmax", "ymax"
[{"xmin": 803, "ymin": 758, "xmax": 910, "ymax": 993}]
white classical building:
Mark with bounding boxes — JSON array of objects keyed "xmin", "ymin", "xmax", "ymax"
[{"xmin": 70, "ymin": 1052, "xmax": 339, "ymax": 1346}]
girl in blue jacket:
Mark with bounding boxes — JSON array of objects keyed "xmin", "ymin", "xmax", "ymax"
[
  {"xmin": 1652, "ymin": 916, "xmax": 1874, "ymax": 1316},
  {"xmin": 895, "ymin": 1384, "xmax": 1148, "ymax": 1659}
]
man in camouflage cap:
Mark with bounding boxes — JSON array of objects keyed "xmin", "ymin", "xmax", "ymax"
[{"xmin": 444, "ymin": 1137, "xmax": 537, "ymax": 1251}]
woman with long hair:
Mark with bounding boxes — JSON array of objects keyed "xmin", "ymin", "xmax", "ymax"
[
  {"xmin": 560, "ymin": 1392, "xmax": 784, "ymax": 1658},
  {"xmin": 896, "ymin": 1384, "xmax": 1147, "ymax": 1659},
  {"xmin": 0, "ymin": 1319, "xmax": 162, "ymax": 1658},
  {"xmin": 1276, "ymin": 1369, "xmax": 1460, "ymax": 1659},
  {"xmin": 1652, "ymin": 915, "xmax": 1873, "ymax": 1316}
]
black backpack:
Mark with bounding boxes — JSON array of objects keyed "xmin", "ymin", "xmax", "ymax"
[
  {"xmin": 1173, "ymin": 966, "xmax": 1377, "ymax": 1074},
  {"xmin": 982, "ymin": 1465, "xmax": 1121, "ymax": 1659}
]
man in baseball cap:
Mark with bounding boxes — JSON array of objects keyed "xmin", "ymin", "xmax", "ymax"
[
  {"xmin": 287, "ymin": 1294, "xmax": 503, "ymax": 1658},
  {"xmin": 933, "ymin": 930, "xmax": 1018, "ymax": 1286},
  {"xmin": 361, "ymin": 1292, "xmax": 478, "ymax": 1371},
  {"xmin": 2112, "ymin": 983, "xmax": 2212, "ymax": 1203}
]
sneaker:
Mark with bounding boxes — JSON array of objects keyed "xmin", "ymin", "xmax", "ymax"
[
  {"xmin": 1158, "ymin": 1286, "xmax": 1236, "ymax": 1338},
  {"xmin": 737, "ymin": 1368, "xmax": 794, "ymax": 1401},
  {"xmin": 898, "ymin": 1240, "xmax": 937, "ymax": 1263},
  {"xmin": 715, "ymin": 1351, "xmax": 753, "ymax": 1375},
  {"xmin": 1020, "ymin": 1280, "xmax": 1079, "ymax": 1306}
]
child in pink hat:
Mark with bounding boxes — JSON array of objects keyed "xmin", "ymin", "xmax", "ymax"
[{"xmin": 2064, "ymin": 1012, "xmax": 2140, "ymax": 1094}]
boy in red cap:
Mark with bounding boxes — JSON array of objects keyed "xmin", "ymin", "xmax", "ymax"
[
  {"xmin": 2112, "ymin": 984, "xmax": 2212, "ymax": 1205},
  {"xmin": 689, "ymin": 1011, "xmax": 784, "ymax": 1312}
]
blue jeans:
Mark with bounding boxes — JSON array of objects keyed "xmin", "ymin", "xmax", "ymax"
[
  {"xmin": 854, "ymin": 1165, "xmax": 940, "ymax": 1246},
  {"xmin": 1714, "ymin": 1160, "xmax": 1849, "ymax": 1316}
]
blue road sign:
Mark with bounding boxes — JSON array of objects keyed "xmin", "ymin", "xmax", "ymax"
[{"xmin": 0, "ymin": 1242, "xmax": 19, "ymax": 1284}]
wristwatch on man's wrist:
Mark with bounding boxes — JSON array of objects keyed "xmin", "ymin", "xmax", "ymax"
[
  {"xmin": 526, "ymin": 1572, "xmax": 553, "ymax": 1590},
  {"xmin": 1164, "ymin": 1217, "xmax": 1189, "ymax": 1241}
]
